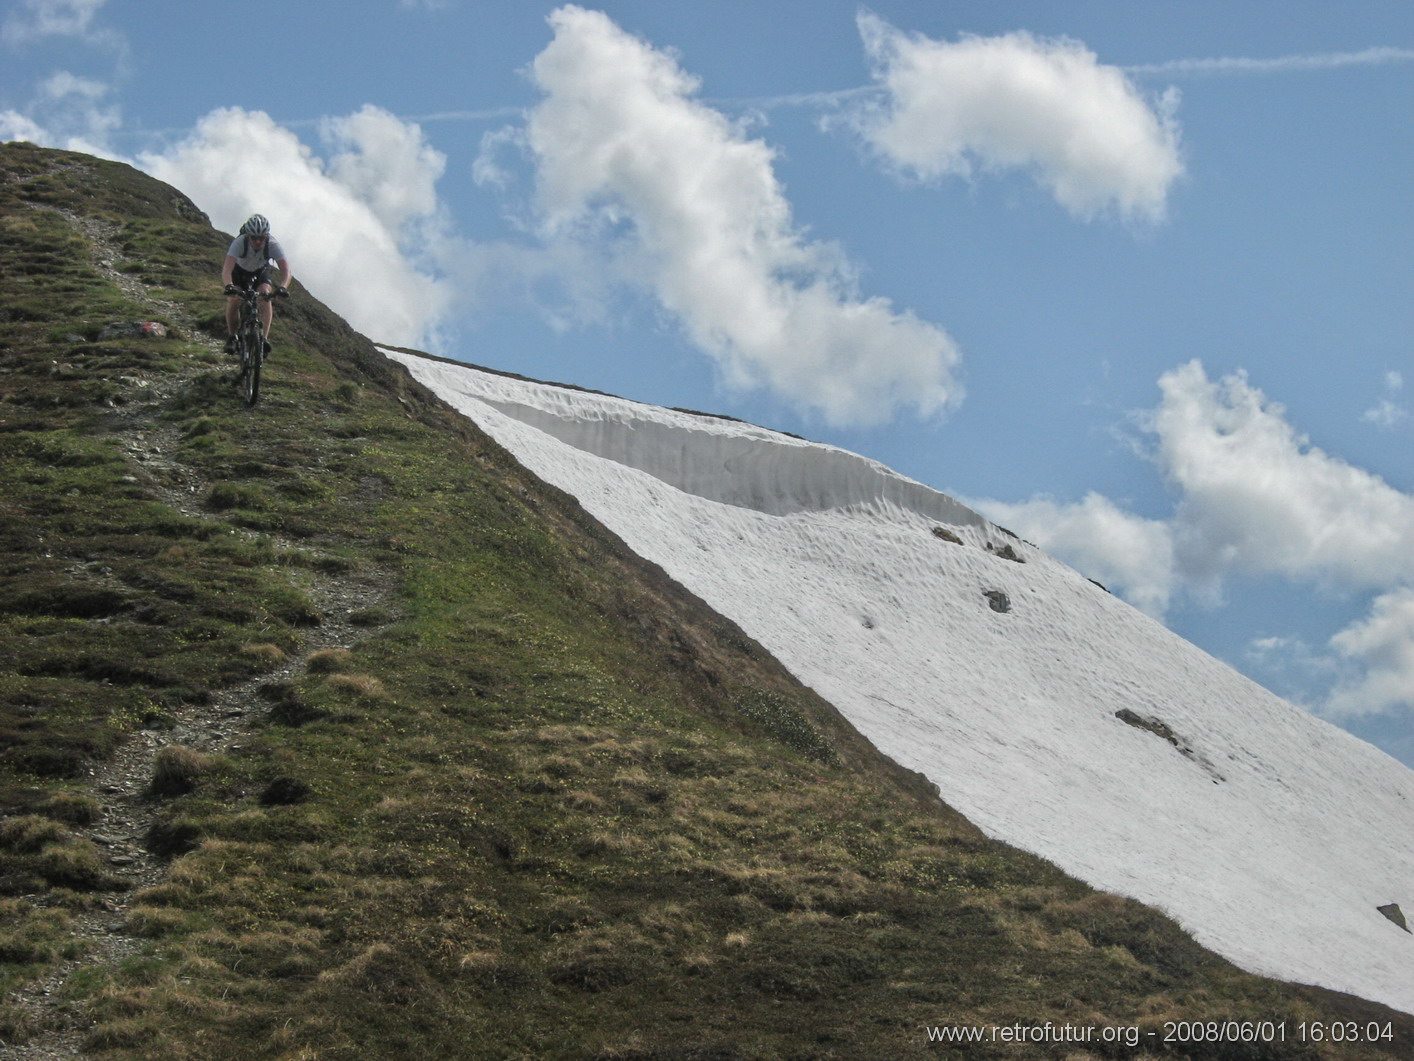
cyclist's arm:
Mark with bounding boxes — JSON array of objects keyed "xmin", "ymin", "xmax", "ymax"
[
  {"xmin": 273, "ymin": 257, "xmax": 291, "ymax": 291},
  {"xmin": 221, "ymin": 254, "xmax": 237, "ymax": 289}
]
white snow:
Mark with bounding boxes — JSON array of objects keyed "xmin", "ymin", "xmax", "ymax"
[{"xmin": 388, "ymin": 351, "xmax": 1414, "ymax": 1015}]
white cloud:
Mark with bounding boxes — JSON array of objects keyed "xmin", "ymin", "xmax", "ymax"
[
  {"xmin": 2, "ymin": 0, "xmax": 125, "ymax": 152},
  {"xmin": 1327, "ymin": 588, "xmax": 1414, "ymax": 717},
  {"xmin": 37, "ymin": 70, "xmax": 119, "ymax": 151},
  {"xmin": 1242, "ymin": 633, "xmax": 1347, "ymax": 710},
  {"xmin": 987, "ymin": 360, "xmax": 1414, "ymax": 722},
  {"xmin": 1361, "ymin": 400, "xmax": 1409, "ymax": 429},
  {"xmin": 322, "ymin": 105, "xmax": 447, "ymax": 233},
  {"xmin": 1153, "ymin": 361, "xmax": 1414, "ymax": 592},
  {"xmin": 138, "ymin": 106, "xmax": 450, "ymax": 348},
  {"xmin": 38, "ymin": 68, "xmax": 105, "ymax": 102},
  {"xmin": 519, "ymin": 4, "xmax": 962, "ymax": 426},
  {"xmin": 1362, "ymin": 371, "xmax": 1408, "ymax": 428},
  {"xmin": 0, "ymin": 108, "xmax": 48, "ymax": 144},
  {"xmin": 0, "ymin": 70, "xmax": 122, "ymax": 156},
  {"xmin": 470, "ymin": 125, "xmax": 524, "ymax": 191},
  {"xmin": 974, "ymin": 492, "xmax": 1176, "ymax": 616},
  {"xmin": 847, "ymin": 12, "xmax": 1184, "ymax": 223},
  {"xmin": 2, "ymin": 0, "xmax": 108, "ymax": 45}
]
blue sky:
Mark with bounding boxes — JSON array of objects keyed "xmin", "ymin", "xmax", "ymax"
[{"xmin": 4, "ymin": 0, "xmax": 1412, "ymax": 766}]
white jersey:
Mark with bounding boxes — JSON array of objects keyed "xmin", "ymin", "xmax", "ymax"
[{"xmin": 227, "ymin": 234, "xmax": 287, "ymax": 272}]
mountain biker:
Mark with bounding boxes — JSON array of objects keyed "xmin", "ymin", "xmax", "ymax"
[{"xmin": 222, "ymin": 214, "xmax": 291, "ymax": 354}]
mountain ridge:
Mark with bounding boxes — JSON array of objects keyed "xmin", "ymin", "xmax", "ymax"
[{"xmin": 2, "ymin": 140, "xmax": 1411, "ymax": 1060}]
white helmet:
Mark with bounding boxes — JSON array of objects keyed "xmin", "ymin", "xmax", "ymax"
[{"xmin": 240, "ymin": 214, "xmax": 271, "ymax": 237}]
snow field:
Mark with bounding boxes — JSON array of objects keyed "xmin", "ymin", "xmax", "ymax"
[{"xmin": 390, "ymin": 352, "xmax": 1414, "ymax": 1015}]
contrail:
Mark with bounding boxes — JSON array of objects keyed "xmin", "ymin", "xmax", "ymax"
[
  {"xmin": 401, "ymin": 106, "xmax": 525, "ymax": 123},
  {"xmin": 714, "ymin": 45, "xmax": 1414, "ymax": 114},
  {"xmin": 712, "ymin": 86, "xmax": 878, "ymax": 110},
  {"xmin": 1125, "ymin": 45, "xmax": 1414, "ymax": 76}
]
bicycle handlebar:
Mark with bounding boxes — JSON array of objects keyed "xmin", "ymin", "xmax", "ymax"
[{"xmin": 224, "ymin": 285, "xmax": 290, "ymax": 300}]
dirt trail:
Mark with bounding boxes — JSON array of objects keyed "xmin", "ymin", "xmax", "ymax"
[{"xmin": 3, "ymin": 209, "xmax": 399, "ymax": 1060}]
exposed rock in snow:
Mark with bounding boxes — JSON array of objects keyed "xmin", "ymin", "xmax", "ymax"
[{"xmin": 1377, "ymin": 903, "xmax": 1409, "ymax": 933}]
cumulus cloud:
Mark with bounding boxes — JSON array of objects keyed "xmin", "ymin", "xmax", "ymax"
[
  {"xmin": 322, "ymin": 105, "xmax": 447, "ymax": 233},
  {"xmin": 979, "ymin": 360, "xmax": 1414, "ymax": 721},
  {"xmin": 519, "ymin": 4, "xmax": 962, "ymax": 426},
  {"xmin": 846, "ymin": 12, "xmax": 1183, "ymax": 223},
  {"xmin": 1327, "ymin": 589, "xmax": 1414, "ymax": 717},
  {"xmin": 138, "ymin": 106, "xmax": 450, "ymax": 348},
  {"xmin": 1153, "ymin": 361, "xmax": 1414, "ymax": 592}
]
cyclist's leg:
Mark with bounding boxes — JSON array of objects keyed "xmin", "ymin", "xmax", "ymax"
[
  {"xmin": 227, "ymin": 266, "xmax": 254, "ymax": 351},
  {"xmin": 254, "ymin": 266, "xmax": 276, "ymax": 348}
]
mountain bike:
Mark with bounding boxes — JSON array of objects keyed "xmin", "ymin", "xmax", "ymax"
[{"xmin": 226, "ymin": 283, "xmax": 287, "ymax": 407}]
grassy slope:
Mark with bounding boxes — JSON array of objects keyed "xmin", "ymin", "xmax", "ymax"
[{"xmin": 1, "ymin": 141, "xmax": 1409, "ymax": 1061}]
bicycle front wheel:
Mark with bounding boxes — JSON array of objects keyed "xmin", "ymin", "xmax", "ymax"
[{"xmin": 238, "ymin": 323, "xmax": 263, "ymax": 407}]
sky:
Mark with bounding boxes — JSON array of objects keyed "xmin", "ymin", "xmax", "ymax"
[{"xmin": 3, "ymin": 0, "xmax": 1412, "ymax": 765}]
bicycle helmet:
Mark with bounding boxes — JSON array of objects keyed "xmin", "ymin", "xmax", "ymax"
[{"xmin": 240, "ymin": 214, "xmax": 271, "ymax": 237}]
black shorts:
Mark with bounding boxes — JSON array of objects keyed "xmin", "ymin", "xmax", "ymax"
[{"xmin": 231, "ymin": 264, "xmax": 275, "ymax": 290}]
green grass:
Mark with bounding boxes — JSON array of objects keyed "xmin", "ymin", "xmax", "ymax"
[{"xmin": 2, "ymin": 140, "xmax": 1412, "ymax": 1060}]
